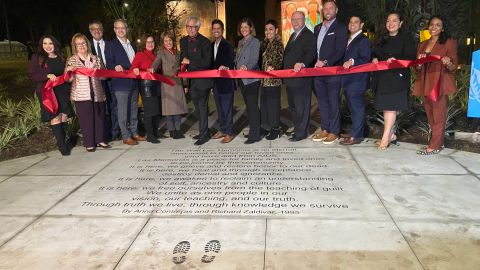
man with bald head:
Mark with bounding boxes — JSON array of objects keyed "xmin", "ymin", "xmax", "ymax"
[
  {"xmin": 311, "ymin": 0, "xmax": 348, "ymax": 144},
  {"xmin": 283, "ymin": 11, "xmax": 317, "ymax": 141}
]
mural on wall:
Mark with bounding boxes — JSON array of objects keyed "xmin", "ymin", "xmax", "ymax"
[{"xmin": 281, "ymin": 0, "xmax": 323, "ymax": 45}]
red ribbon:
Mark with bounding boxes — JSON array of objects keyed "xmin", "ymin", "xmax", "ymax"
[
  {"xmin": 177, "ymin": 55, "xmax": 441, "ymax": 79},
  {"xmin": 42, "ymin": 68, "xmax": 175, "ymax": 114}
]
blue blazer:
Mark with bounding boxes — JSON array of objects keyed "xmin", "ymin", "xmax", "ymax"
[
  {"xmin": 341, "ymin": 33, "xmax": 372, "ymax": 90},
  {"xmin": 105, "ymin": 38, "xmax": 136, "ymax": 91},
  {"xmin": 212, "ymin": 38, "xmax": 235, "ymax": 93},
  {"xmin": 314, "ymin": 20, "xmax": 348, "ymax": 66}
]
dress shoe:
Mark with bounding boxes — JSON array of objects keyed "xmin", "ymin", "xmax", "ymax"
[
  {"xmin": 212, "ymin": 131, "xmax": 225, "ymax": 139},
  {"xmin": 340, "ymin": 133, "xmax": 352, "ymax": 139},
  {"xmin": 339, "ymin": 137, "xmax": 362, "ymax": 145},
  {"xmin": 221, "ymin": 135, "xmax": 234, "ymax": 143},
  {"xmin": 86, "ymin": 147, "xmax": 96, "ymax": 152},
  {"xmin": 123, "ymin": 138, "xmax": 138, "ymax": 145},
  {"xmin": 170, "ymin": 130, "xmax": 180, "ymax": 139},
  {"xmin": 285, "ymin": 127, "xmax": 295, "ymax": 136},
  {"xmin": 147, "ymin": 137, "xmax": 160, "ymax": 144},
  {"xmin": 244, "ymin": 138, "xmax": 261, "ymax": 144},
  {"xmin": 266, "ymin": 128, "xmax": 281, "ymax": 140},
  {"xmin": 323, "ymin": 133, "xmax": 338, "ymax": 144},
  {"xmin": 133, "ymin": 134, "xmax": 146, "ymax": 141},
  {"xmin": 175, "ymin": 130, "xmax": 185, "ymax": 139},
  {"xmin": 192, "ymin": 134, "xmax": 201, "ymax": 140},
  {"xmin": 311, "ymin": 130, "xmax": 329, "ymax": 142},
  {"xmin": 194, "ymin": 137, "xmax": 210, "ymax": 145},
  {"xmin": 288, "ymin": 136, "xmax": 305, "ymax": 142},
  {"xmin": 96, "ymin": 142, "xmax": 112, "ymax": 149}
]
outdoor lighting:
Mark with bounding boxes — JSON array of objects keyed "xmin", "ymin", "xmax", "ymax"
[
  {"xmin": 137, "ymin": 39, "xmax": 141, "ymax": 43},
  {"xmin": 124, "ymin": 2, "xmax": 128, "ymax": 8},
  {"xmin": 467, "ymin": 37, "xmax": 471, "ymax": 46}
]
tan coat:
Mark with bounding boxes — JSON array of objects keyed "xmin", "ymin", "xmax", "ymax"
[
  {"xmin": 413, "ymin": 39, "xmax": 458, "ymax": 97},
  {"xmin": 66, "ymin": 54, "xmax": 106, "ymax": 102},
  {"xmin": 152, "ymin": 48, "xmax": 188, "ymax": 116}
]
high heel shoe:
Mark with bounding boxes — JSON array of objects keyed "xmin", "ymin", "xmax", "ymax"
[
  {"xmin": 96, "ymin": 142, "xmax": 112, "ymax": 149},
  {"xmin": 266, "ymin": 128, "xmax": 281, "ymax": 140}
]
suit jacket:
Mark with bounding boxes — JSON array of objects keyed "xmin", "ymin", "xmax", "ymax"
[
  {"xmin": 179, "ymin": 34, "xmax": 213, "ymax": 90},
  {"xmin": 105, "ymin": 38, "xmax": 136, "ymax": 91},
  {"xmin": 235, "ymin": 36, "xmax": 261, "ymax": 85},
  {"xmin": 341, "ymin": 33, "xmax": 372, "ymax": 89},
  {"xmin": 283, "ymin": 27, "xmax": 317, "ymax": 88},
  {"xmin": 314, "ymin": 19, "xmax": 348, "ymax": 66},
  {"xmin": 413, "ymin": 38, "xmax": 457, "ymax": 97},
  {"xmin": 28, "ymin": 54, "xmax": 51, "ymax": 93},
  {"xmin": 212, "ymin": 38, "xmax": 235, "ymax": 93},
  {"xmin": 91, "ymin": 39, "xmax": 110, "ymax": 91}
]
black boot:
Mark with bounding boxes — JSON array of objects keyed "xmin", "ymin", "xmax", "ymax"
[
  {"xmin": 51, "ymin": 124, "xmax": 70, "ymax": 156},
  {"xmin": 145, "ymin": 117, "xmax": 160, "ymax": 144},
  {"xmin": 266, "ymin": 127, "xmax": 281, "ymax": 140},
  {"xmin": 170, "ymin": 130, "xmax": 180, "ymax": 139},
  {"xmin": 175, "ymin": 130, "xmax": 185, "ymax": 139}
]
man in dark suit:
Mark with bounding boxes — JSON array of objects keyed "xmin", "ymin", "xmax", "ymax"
[
  {"xmin": 339, "ymin": 15, "xmax": 371, "ymax": 145},
  {"xmin": 89, "ymin": 21, "xmax": 119, "ymax": 142},
  {"xmin": 311, "ymin": 0, "xmax": 348, "ymax": 144},
  {"xmin": 180, "ymin": 16, "xmax": 214, "ymax": 145},
  {"xmin": 210, "ymin": 19, "xmax": 235, "ymax": 144},
  {"xmin": 283, "ymin": 11, "xmax": 317, "ymax": 141},
  {"xmin": 105, "ymin": 19, "xmax": 144, "ymax": 145}
]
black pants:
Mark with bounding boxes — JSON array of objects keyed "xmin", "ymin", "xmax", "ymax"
[
  {"xmin": 240, "ymin": 80, "xmax": 261, "ymax": 140},
  {"xmin": 190, "ymin": 86, "xmax": 210, "ymax": 139},
  {"xmin": 75, "ymin": 101, "xmax": 105, "ymax": 147},
  {"xmin": 260, "ymin": 86, "xmax": 281, "ymax": 130},
  {"xmin": 287, "ymin": 86, "xmax": 311, "ymax": 139}
]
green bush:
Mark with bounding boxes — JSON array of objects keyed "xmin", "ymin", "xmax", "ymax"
[{"xmin": 0, "ymin": 94, "xmax": 43, "ymax": 150}]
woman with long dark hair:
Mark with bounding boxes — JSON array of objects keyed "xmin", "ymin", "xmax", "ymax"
[
  {"xmin": 413, "ymin": 15, "xmax": 457, "ymax": 155},
  {"xmin": 235, "ymin": 17, "xmax": 262, "ymax": 144},
  {"xmin": 131, "ymin": 34, "xmax": 162, "ymax": 143},
  {"xmin": 371, "ymin": 12, "xmax": 416, "ymax": 150},
  {"xmin": 28, "ymin": 35, "xmax": 74, "ymax": 156}
]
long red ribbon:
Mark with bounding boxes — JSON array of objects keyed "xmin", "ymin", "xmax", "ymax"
[
  {"xmin": 42, "ymin": 68, "xmax": 175, "ymax": 114},
  {"xmin": 177, "ymin": 55, "xmax": 441, "ymax": 79}
]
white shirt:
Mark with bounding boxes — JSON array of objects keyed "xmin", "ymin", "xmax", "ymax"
[
  {"xmin": 347, "ymin": 30, "xmax": 364, "ymax": 65},
  {"xmin": 348, "ymin": 30, "xmax": 363, "ymax": 47},
  {"xmin": 93, "ymin": 38, "xmax": 106, "ymax": 64},
  {"xmin": 214, "ymin": 39, "xmax": 221, "ymax": 60},
  {"xmin": 317, "ymin": 18, "xmax": 336, "ymax": 57},
  {"xmin": 117, "ymin": 37, "xmax": 135, "ymax": 63}
]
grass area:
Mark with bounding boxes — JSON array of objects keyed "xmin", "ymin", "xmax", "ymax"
[{"xmin": 0, "ymin": 59, "xmax": 34, "ymax": 100}]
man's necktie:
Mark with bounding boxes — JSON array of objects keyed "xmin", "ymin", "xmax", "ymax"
[{"xmin": 96, "ymin": 42, "xmax": 105, "ymax": 67}]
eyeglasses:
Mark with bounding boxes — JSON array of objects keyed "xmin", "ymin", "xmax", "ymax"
[
  {"xmin": 114, "ymin": 26, "xmax": 127, "ymax": 30},
  {"xmin": 186, "ymin": 25, "xmax": 198, "ymax": 30},
  {"xmin": 75, "ymin": 42, "xmax": 87, "ymax": 47}
]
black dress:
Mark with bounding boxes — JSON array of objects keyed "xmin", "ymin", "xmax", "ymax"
[
  {"xmin": 372, "ymin": 32, "xmax": 416, "ymax": 111},
  {"xmin": 38, "ymin": 57, "xmax": 73, "ymax": 121}
]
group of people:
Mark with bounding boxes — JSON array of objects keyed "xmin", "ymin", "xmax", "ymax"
[{"xmin": 29, "ymin": 0, "xmax": 458, "ymax": 157}]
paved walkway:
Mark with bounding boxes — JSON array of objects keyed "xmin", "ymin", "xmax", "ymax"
[{"xmin": 0, "ymin": 125, "xmax": 479, "ymax": 269}]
